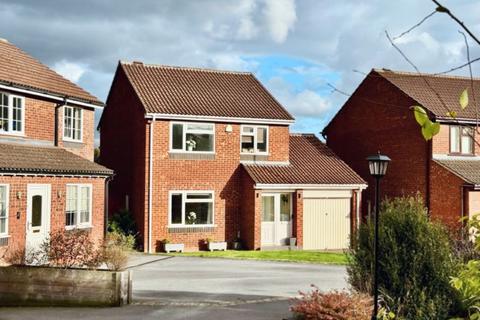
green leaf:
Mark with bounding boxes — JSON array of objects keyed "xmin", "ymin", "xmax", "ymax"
[
  {"xmin": 446, "ymin": 111, "xmax": 457, "ymax": 119},
  {"xmin": 421, "ymin": 120, "xmax": 440, "ymax": 141},
  {"xmin": 412, "ymin": 105, "xmax": 428, "ymax": 126},
  {"xmin": 460, "ymin": 88, "xmax": 469, "ymax": 109}
]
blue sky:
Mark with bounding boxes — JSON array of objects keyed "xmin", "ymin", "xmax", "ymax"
[{"xmin": 1, "ymin": 0, "xmax": 479, "ymax": 143}]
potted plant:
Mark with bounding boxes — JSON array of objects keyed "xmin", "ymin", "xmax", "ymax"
[
  {"xmin": 162, "ymin": 239, "xmax": 184, "ymax": 253},
  {"xmin": 186, "ymin": 211, "xmax": 197, "ymax": 225},
  {"xmin": 289, "ymin": 237, "xmax": 297, "ymax": 248},
  {"xmin": 186, "ymin": 139, "xmax": 196, "ymax": 151},
  {"xmin": 206, "ymin": 238, "xmax": 227, "ymax": 251}
]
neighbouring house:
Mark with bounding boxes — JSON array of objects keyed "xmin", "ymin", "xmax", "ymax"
[
  {"xmin": 99, "ymin": 61, "xmax": 366, "ymax": 252},
  {"xmin": 0, "ymin": 39, "xmax": 113, "ymax": 260},
  {"xmin": 323, "ymin": 68, "xmax": 480, "ymax": 228}
]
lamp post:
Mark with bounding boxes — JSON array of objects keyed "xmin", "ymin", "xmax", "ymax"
[{"xmin": 366, "ymin": 153, "xmax": 390, "ymax": 320}]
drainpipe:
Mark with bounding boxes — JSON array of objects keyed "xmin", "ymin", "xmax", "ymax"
[
  {"xmin": 104, "ymin": 175, "xmax": 113, "ymax": 236},
  {"xmin": 147, "ymin": 115, "xmax": 156, "ymax": 253},
  {"xmin": 54, "ymin": 97, "xmax": 67, "ymax": 146},
  {"xmin": 356, "ymin": 189, "xmax": 361, "ymax": 228}
]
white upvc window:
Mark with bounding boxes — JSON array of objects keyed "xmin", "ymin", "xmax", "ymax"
[
  {"xmin": 170, "ymin": 122, "xmax": 215, "ymax": 153},
  {"xmin": 0, "ymin": 184, "xmax": 9, "ymax": 237},
  {"xmin": 65, "ymin": 184, "xmax": 92, "ymax": 229},
  {"xmin": 0, "ymin": 92, "xmax": 24, "ymax": 135},
  {"xmin": 63, "ymin": 106, "xmax": 83, "ymax": 142},
  {"xmin": 169, "ymin": 191, "xmax": 214, "ymax": 227},
  {"xmin": 240, "ymin": 125, "xmax": 268, "ymax": 154},
  {"xmin": 450, "ymin": 125, "xmax": 473, "ymax": 154}
]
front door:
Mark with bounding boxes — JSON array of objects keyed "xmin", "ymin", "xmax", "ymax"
[
  {"xmin": 26, "ymin": 184, "xmax": 51, "ymax": 255},
  {"xmin": 261, "ymin": 193, "xmax": 292, "ymax": 246}
]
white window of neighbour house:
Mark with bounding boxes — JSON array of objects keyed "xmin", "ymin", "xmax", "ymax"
[
  {"xmin": 450, "ymin": 125, "xmax": 473, "ymax": 154},
  {"xmin": 63, "ymin": 106, "xmax": 83, "ymax": 142},
  {"xmin": 169, "ymin": 191, "xmax": 214, "ymax": 227},
  {"xmin": 0, "ymin": 92, "xmax": 24, "ymax": 135},
  {"xmin": 65, "ymin": 184, "xmax": 92, "ymax": 229},
  {"xmin": 240, "ymin": 125, "xmax": 268, "ymax": 154},
  {"xmin": 0, "ymin": 185, "xmax": 9, "ymax": 237},
  {"xmin": 170, "ymin": 122, "xmax": 215, "ymax": 152}
]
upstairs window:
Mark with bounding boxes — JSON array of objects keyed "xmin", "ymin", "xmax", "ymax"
[
  {"xmin": 241, "ymin": 125, "xmax": 268, "ymax": 154},
  {"xmin": 64, "ymin": 106, "xmax": 83, "ymax": 142},
  {"xmin": 0, "ymin": 92, "xmax": 24, "ymax": 134},
  {"xmin": 65, "ymin": 184, "xmax": 92, "ymax": 229},
  {"xmin": 450, "ymin": 125, "xmax": 473, "ymax": 154},
  {"xmin": 169, "ymin": 191, "xmax": 214, "ymax": 226},
  {"xmin": 171, "ymin": 122, "xmax": 215, "ymax": 152}
]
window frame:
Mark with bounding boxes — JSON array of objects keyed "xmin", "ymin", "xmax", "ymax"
[
  {"xmin": 240, "ymin": 125, "xmax": 269, "ymax": 155},
  {"xmin": 63, "ymin": 105, "xmax": 83, "ymax": 143},
  {"xmin": 65, "ymin": 183, "xmax": 92, "ymax": 230},
  {"xmin": 0, "ymin": 92, "xmax": 25, "ymax": 136},
  {"xmin": 0, "ymin": 184, "xmax": 9, "ymax": 237},
  {"xmin": 450, "ymin": 125, "xmax": 474, "ymax": 155},
  {"xmin": 168, "ymin": 190, "xmax": 215, "ymax": 227},
  {"xmin": 169, "ymin": 121, "xmax": 216, "ymax": 154}
]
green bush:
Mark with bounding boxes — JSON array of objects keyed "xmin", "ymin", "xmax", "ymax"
[
  {"xmin": 108, "ymin": 209, "xmax": 137, "ymax": 248},
  {"xmin": 450, "ymin": 260, "xmax": 480, "ymax": 319},
  {"xmin": 347, "ymin": 196, "xmax": 457, "ymax": 319}
]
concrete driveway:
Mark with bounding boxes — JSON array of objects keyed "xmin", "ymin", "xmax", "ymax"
[{"xmin": 0, "ymin": 255, "xmax": 348, "ymax": 320}]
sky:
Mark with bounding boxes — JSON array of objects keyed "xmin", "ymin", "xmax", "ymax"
[{"xmin": 1, "ymin": 0, "xmax": 479, "ymax": 143}]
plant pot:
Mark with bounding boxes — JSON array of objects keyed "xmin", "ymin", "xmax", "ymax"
[
  {"xmin": 208, "ymin": 241, "xmax": 227, "ymax": 252},
  {"xmin": 187, "ymin": 145, "xmax": 193, "ymax": 151},
  {"xmin": 164, "ymin": 243, "xmax": 184, "ymax": 253}
]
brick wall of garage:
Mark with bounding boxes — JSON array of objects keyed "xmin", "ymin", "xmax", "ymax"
[{"xmin": 0, "ymin": 175, "xmax": 106, "ymax": 260}]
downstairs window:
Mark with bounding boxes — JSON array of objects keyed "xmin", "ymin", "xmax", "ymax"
[{"xmin": 169, "ymin": 191, "xmax": 214, "ymax": 226}]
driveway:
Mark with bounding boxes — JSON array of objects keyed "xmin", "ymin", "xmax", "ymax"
[{"xmin": 0, "ymin": 255, "xmax": 348, "ymax": 320}]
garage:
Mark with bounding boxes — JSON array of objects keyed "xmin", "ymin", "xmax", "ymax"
[{"xmin": 303, "ymin": 190, "xmax": 353, "ymax": 250}]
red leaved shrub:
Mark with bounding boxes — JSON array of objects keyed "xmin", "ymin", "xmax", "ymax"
[{"xmin": 291, "ymin": 286, "xmax": 372, "ymax": 320}]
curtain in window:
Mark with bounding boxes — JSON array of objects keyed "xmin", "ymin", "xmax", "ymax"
[
  {"xmin": 0, "ymin": 186, "xmax": 6, "ymax": 234},
  {"xmin": 450, "ymin": 126, "xmax": 460, "ymax": 153},
  {"xmin": 66, "ymin": 185, "xmax": 77, "ymax": 226},
  {"xmin": 80, "ymin": 186, "xmax": 90, "ymax": 224}
]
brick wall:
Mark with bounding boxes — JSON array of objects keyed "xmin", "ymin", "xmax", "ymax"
[
  {"xmin": 432, "ymin": 124, "xmax": 450, "ymax": 155},
  {"xmin": 293, "ymin": 190, "xmax": 303, "ymax": 248},
  {"xmin": 0, "ymin": 175, "xmax": 106, "ymax": 258},
  {"xmin": 325, "ymin": 73, "xmax": 429, "ymax": 218},
  {"xmin": 0, "ymin": 90, "xmax": 95, "ymax": 161}
]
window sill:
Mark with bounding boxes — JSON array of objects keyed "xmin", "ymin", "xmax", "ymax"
[
  {"xmin": 65, "ymin": 225, "xmax": 92, "ymax": 231},
  {"xmin": 0, "ymin": 131, "xmax": 25, "ymax": 137},
  {"xmin": 168, "ymin": 224, "xmax": 216, "ymax": 228},
  {"xmin": 448, "ymin": 153, "xmax": 476, "ymax": 157},
  {"xmin": 169, "ymin": 150, "xmax": 215, "ymax": 154},
  {"xmin": 168, "ymin": 225, "xmax": 216, "ymax": 233},
  {"xmin": 240, "ymin": 152, "xmax": 269, "ymax": 156},
  {"xmin": 0, "ymin": 234, "xmax": 10, "ymax": 239},
  {"xmin": 63, "ymin": 138, "xmax": 84, "ymax": 144}
]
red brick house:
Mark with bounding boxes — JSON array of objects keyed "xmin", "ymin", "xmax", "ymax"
[
  {"xmin": 99, "ymin": 61, "xmax": 366, "ymax": 252},
  {"xmin": 323, "ymin": 69, "xmax": 480, "ymax": 228},
  {"xmin": 0, "ymin": 39, "xmax": 112, "ymax": 259}
]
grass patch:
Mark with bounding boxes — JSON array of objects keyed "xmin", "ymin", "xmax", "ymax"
[{"xmin": 171, "ymin": 250, "xmax": 347, "ymax": 265}]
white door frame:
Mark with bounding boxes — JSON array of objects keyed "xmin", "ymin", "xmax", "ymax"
[
  {"xmin": 25, "ymin": 184, "xmax": 51, "ymax": 255},
  {"xmin": 261, "ymin": 193, "xmax": 292, "ymax": 246}
]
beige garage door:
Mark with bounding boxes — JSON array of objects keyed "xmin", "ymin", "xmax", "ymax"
[{"xmin": 303, "ymin": 197, "xmax": 351, "ymax": 250}]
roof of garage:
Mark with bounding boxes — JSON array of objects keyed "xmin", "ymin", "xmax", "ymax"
[{"xmin": 243, "ymin": 134, "xmax": 366, "ymax": 186}]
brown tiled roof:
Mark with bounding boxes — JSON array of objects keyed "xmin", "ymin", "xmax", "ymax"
[
  {"xmin": 0, "ymin": 143, "xmax": 113, "ymax": 176},
  {"xmin": 243, "ymin": 134, "xmax": 366, "ymax": 185},
  {"xmin": 0, "ymin": 39, "xmax": 102, "ymax": 106},
  {"xmin": 376, "ymin": 69, "xmax": 480, "ymax": 119},
  {"xmin": 433, "ymin": 158, "xmax": 480, "ymax": 185},
  {"xmin": 120, "ymin": 62, "xmax": 294, "ymax": 120}
]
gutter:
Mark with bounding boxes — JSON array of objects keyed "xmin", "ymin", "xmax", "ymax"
[
  {"xmin": 147, "ymin": 115, "xmax": 156, "ymax": 253},
  {"xmin": 144, "ymin": 113, "xmax": 294, "ymax": 125},
  {"xmin": 0, "ymin": 83, "xmax": 103, "ymax": 109},
  {"xmin": 254, "ymin": 183, "xmax": 368, "ymax": 190}
]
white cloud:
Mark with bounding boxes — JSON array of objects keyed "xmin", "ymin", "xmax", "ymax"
[
  {"xmin": 267, "ymin": 76, "xmax": 330, "ymax": 117},
  {"xmin": 208, "ymin": 54, "xmax": 258, "ymax": 71},
  {"xmin": 263, "ymin": 0, "xmax": 297, "ymax": 43},
  {"xmin": 53, "ymin": 60, "xmax": 86, "ymax": 83}
]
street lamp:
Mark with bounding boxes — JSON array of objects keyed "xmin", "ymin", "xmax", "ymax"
[{"xmin": 366, "ymin": 152, "xmax": 390, "ymax": 320}]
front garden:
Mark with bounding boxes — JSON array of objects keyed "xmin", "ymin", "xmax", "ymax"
[{"xmin": 290, "ymin": 196, "xmax": 480, "ymax": 320}]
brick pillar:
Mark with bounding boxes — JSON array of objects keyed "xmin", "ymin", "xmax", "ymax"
[
  {"xmin": 293, "ymin": 190, "xmax": 304, "ymax": 248},
  {"xmin": 253, "ymin": 190, "xmax": 262, "ymax": 250}
]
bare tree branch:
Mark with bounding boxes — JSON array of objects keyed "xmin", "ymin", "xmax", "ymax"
[
  {"xmin": 392, "ymin": 10, "xmax": 437, "ymax": 40},
  {"xmin": 434, "ymin": 57, "xmax": 480, "ymax": 75},
  {"xmin": 432, "ymin": 0, "xmax": 480, "ymax": 46},
  {"xmin": 459, "ymin": 30, "xmax": 478, "ymax": 128}
]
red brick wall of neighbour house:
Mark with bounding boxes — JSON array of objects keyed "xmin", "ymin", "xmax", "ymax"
[
  {"xmin": 239, "ymin": 172, "xmax": 259, "ymax": 250},
  {"xmin": 99, "ymin": 67, "xmax": 148, "ymax": 249},
  {"xmin": 429, "ymin": 161, "xmax": 465, "ymax": 228},
  {"xmin": 325, "ymin": 75, "xmax": 429, "ymax": 218},
  {"xmin": 292, "ymin": 190, "xmax": 303, "ymax": 248},
  {"xmin": 0, "ymin": 89, "xmax": 95, "ymax": 161},
  {"xmin": 0, "ymin": 176, "xmax": 106, "ymax": 258}
]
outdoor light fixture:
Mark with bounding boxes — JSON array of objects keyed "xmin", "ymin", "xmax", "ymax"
[{"xmin": 366, "ymin": 152, "xmax": 390, "ymax": 320}]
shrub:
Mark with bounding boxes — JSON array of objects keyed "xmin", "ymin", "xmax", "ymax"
[
  {"xmin": 450, "ymin": 260, "xmax": 480, "ymax": 319},
  {"xmin": 290, "ymin": 286, "xmax": 372, "ymax": 320},
  {"xmin": 348, "ymin": 196, "xmax": 457, "ymax": 319},
  {"xmin": 101, "ymin": 231, "xmax": 130, "ymax": 271},
  {"xmin": 40, "ymin": 229, "xmax": 100, "ymax": 268},
  {"xmin": 108, "ymin": 209, "xmax": 137, "ymax": 237}
]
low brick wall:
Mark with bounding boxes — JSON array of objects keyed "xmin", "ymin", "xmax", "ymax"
[{"xmin": 0, "ymin": 266, "xmax": 132, "ymax": 307}]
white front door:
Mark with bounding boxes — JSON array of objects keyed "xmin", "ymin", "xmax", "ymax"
[
  {"xmin": 261, "ymin": 193, "xmax": 292, "ymax": 246},
  {"xmin": 26, "ymin": 184, "xmax": 51, "ymax": 255}
]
